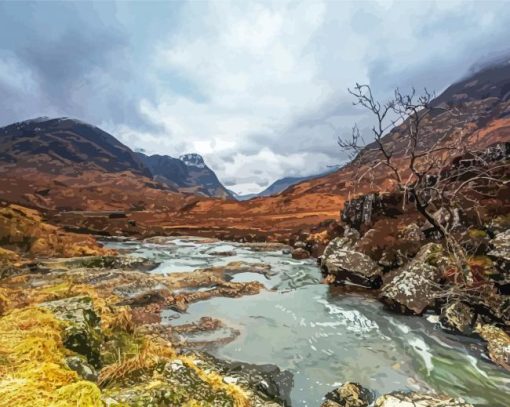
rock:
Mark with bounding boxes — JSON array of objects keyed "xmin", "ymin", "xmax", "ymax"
[
  {"xmin": 321, "ymin": 237, "xmax": 382, "ymax": 288},
  {"xmin": 488, "ymin": 214, "xmax": 510, "ymax": 235},
  {"xmin": 40, "ymin": 296, "xmax": 103, "ymax": 368},
  {"xmin": 196, "ymin": 352, "xmax": 293, "ymax": 406},
  {"xmin": 321, "ymin": 382, "xmax": 374, "ymax": 407},
  {"xmin": 476, "ymin": 324, "xmax": 510, "ymax": 371},
  {"xmin": 77, "ymin": 255, "xmax": 159, "ymax": 271},
  {"xmin": 341, "ymin": 193, "xmax": 384, "ymax": 231},
  {"xmin": 293, "ymin": 241, "xmax": 307, "ymax": 249},
  {"xmin": 117, "ymin": 288, "xmax": 170, "ymax": 308},
  {"xmin": 292, "ymin": 248, "xmax": 310, "ymax": 260},
  {"xmin": 379, "ymin": 243, "xmax": 444, "ymax": 315},
  {"xmin": 375, "ymin": 392, "xmax": 473, "ymax": 406},
  {"xmin": 440, "ymin": 302, "xmax": 476, "ymax": 335},
  {"xmin": 207, "ymin": 250, "xmax": 236, "ymax": 256},
  {"xmin": 66, "ymin": 356, "xmax": 98, "ymax": 381},
  {"xmin": 401, "ymin": 223, "xmax": 425, "ymax": 242},
  {"xmin": 378, "ymin": 250, "xmax": 406, "ymax": 270},
  {"xmin": 488, "ymin": 229, "xmax": 510, "ymax": 274}
]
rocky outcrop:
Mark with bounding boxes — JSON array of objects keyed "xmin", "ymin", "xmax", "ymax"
[
  {"xmin": 321, "ymin": 382, "xmax": 374, "ymax": 407},
  {"xmin": 476, "ymin": 324, "xmax": 510, "ymax": 371},
  {"xmin": 379, "ymin": 243, "xmax": 444, "ymax": 315},
  {"xmin": 321, "ymin": 237, "xmax": 382, "ymax": 288},
  {"xmin": 374, "ymin": 392, "xmax": 473, "ymax": 406}
]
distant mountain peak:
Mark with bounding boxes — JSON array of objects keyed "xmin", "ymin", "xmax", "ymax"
[{"xmin": 179, "ymin": 153, "xmax": 206, "ymax": 168}]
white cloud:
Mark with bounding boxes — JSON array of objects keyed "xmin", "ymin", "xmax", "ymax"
[{"xmin": 2, "ymin": 0, "xmax": 510, "ymax": 194}]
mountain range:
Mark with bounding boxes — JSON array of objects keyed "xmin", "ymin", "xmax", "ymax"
[{"xmin": 0, "ymin": 59, "xmax": 508, "ymax": 239}]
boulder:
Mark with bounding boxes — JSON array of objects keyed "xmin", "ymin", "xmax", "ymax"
[
  {"xmin": 321, "ymin": 382, "xmax": 374, "ymax": 407},
  {"xmin": 375, "ymin": 392, "xmax": 473, "ymax": 406},
  {"xmin": 476, "ymin": 324, "xmax": 510, "ymax": 372},
  {"xmin": 321, "ymin": 237, "xmax": 382, "ymax": 288},
  {"xmin": 379, "ymin": 243, "xmax": 444, "ymax": 315},
  {"xmin": 292, "ymin": 248, "xmax": 310, "ymax": 260},
  {"xmin": 440, "ymin": 302, "xmax": 476, "ymax": 335},
  {"xmin": 40, "ymin": 296, "xmax": 103, "ymax": 368}
]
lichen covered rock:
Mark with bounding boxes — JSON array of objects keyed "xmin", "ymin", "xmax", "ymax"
[
  {"xmin": 476, "ymin": 324, "xmax": 510, "ymax": 371},
  {"xmin": 374, "ymin": 392, "xmax": 473, "ymax": 406},
  {"xmin": 321, "ymin": 382, "xmax": 374, "ymax": 407},
  {"xmin": 379, "ymin": 243, "xmax": 444, "ymax": 315},
  {"xmin": 440, "ymin": 302, "xmax": 476, "ymax": 335},
  {"xmin": 321, "ymin": 237, "xmax": 382, "ymax": 288}
]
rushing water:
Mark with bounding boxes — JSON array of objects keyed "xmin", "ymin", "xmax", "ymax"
[{"xmin": 104, "ymin": 237, "xmax": 510, "ymax": 407}]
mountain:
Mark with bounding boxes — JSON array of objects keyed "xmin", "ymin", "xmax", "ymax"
[
  {"xmin": 232, "ymin": 168, "xmax": 339, "ymax": 201},
  {"xmin": 136, "ymin": 153, "xmax": 233, "ymax": 199},
  {"xmin": 0, "ymin": 59, "xmax": 508, "ymax": 241},
  {"xmin": 256, "ymin": 168, "xmax": 339, "ymax": 198},
  {"xmin": 0, "ymin": 117, "xmax": 201, "ymax": 211},
  {"xmin": 0, "ymin": 117, "xmax": 150, "ymax": 177}
]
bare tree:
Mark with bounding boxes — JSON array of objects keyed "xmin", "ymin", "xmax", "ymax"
[{"xmin": 339, "ymin": 84, "xmax": 509, "ymax": 278}]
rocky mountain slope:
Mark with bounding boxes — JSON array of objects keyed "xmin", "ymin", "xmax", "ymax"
[{"xmin": 137, "ymin": 152, "xmax": 233, "ymax": 199}]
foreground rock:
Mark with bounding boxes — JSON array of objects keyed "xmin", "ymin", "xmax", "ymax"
[
  {"xmin": 321, "ymin": 237, "xmax": 382, "ymax": 288},
  {"xmin": 321, "ymin": 382, "xmax": 374, "ymax": 407},
  {"xmin": 375, "ymin": 392, "xmax": 473, "ymax": 406},
  {"xmin": 379, "ymin": 243, "xmax": 444, "ymax": 315},
  {"xmin": 476, "ymin": 324, "xmax": 510, "ymax": 371},
  {"xmin": 440, "ymin": 301, "xmax": 477, "ymax": 335},
  {"xmin": 322, "ymin": 384, "xmax": 472, "ymax": 407}
]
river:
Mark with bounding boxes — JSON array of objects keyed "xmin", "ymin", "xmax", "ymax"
[{"xmin": 104, "ymin": 237, "xmax": 510, "ymax": 406}]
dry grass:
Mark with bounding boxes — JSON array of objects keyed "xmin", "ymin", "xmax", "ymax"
[
  {"xmin": 98, "ymin": 336, "xmax": 176, "ymax": 387},
  {"xmin": 0, "ymin": 307, "xmax": 102, "ymax": 407}
]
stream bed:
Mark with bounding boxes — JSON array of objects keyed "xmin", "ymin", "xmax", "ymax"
[{"xmin": 104, "ymin": 237, "xmax": 510, "ymax": 406}]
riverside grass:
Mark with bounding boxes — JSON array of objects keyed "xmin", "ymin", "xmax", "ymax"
[
  {"xmin": 0, "ymin": 278, "xmax": 252, "ymax": 407},
  {"xmin": 0, "ymin": 307, "xmax": 102, "ymax": 407}
]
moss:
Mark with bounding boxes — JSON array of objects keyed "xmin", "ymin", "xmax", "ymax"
[
  {"xmin": 79, "ymin": 256, "xmax": 117, "ymax": 269},
  {"xmin": 468, "ymin": 228, "xmax": 488, "ymax": 239}
]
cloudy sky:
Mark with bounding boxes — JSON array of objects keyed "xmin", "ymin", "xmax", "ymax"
[{"xmin": 1, "ymin": 1, "xmax": 510, "ymax": 194}]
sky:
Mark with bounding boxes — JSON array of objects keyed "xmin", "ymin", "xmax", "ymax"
[{"xmin": 1, "ymin": 1, "xmax": 510, "ymax": 194}]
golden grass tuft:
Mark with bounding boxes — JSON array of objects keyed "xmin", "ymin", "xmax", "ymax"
[
  {"xmin": 98, "ymin": 336, "xmax": 176, "ymax": 387},
  {"xmin": 0, "ymin": 307, "xmax": 102, "ymax": 407}
]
